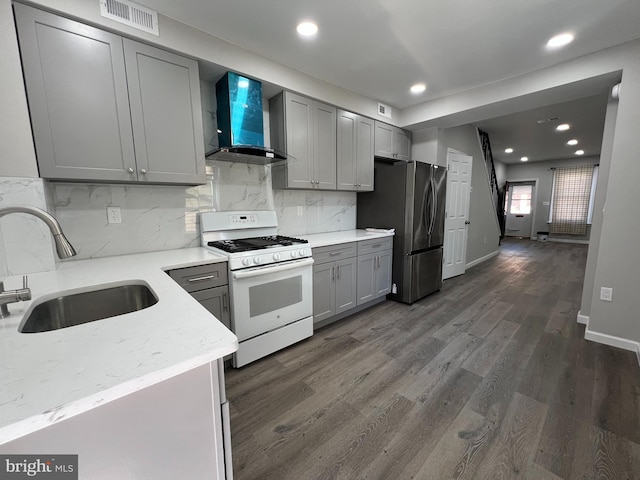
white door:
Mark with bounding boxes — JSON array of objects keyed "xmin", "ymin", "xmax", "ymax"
[
  {"xmin": 443, "ymin": 150, "xmax": 472, "ymax": 280},
  {"xmin": 505, "ymin": 182, "xmax": 534, "ymax": 238}
]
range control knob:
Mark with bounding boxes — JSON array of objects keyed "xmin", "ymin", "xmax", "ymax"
[
  {"xmin": 242, "ymin": 258, "xmax": 252, "ymax": 267},
  {"xmin": 298, "ymin": 249, "xmax": 307, "ymax": 257},
  {"xmin": 290, "ymin": 250, "xmax": 298, "ymax": 258},
  {"xmin": 253, "ymin": 256, "xmax": 262, "ymax": 265},
  {"xmin": 273, "ymin": 253, "xmax": 281, "ymax": 261}
]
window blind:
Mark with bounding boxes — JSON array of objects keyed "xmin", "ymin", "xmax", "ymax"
[{"xmin": 550, "ymin": 164, "xmax": 595, "ymax": 235}]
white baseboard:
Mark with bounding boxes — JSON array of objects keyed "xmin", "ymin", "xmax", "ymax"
[
  {"xmin": 584, "ymin": 327, "xmax": 640, "ymax": 356},
  {"xmin": 466, "ymin": 250, "xmax": 499, "ymax": 269},
  {"xmin": 576, "ymin": 311, "xmax": 589, "ymax": 325},
  {"xmin": 548, "ymin": 237, "xmax": 590, "ymax": 245}
]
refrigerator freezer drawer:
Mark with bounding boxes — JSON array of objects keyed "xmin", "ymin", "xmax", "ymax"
[{"xmin": 405, "ymin": 248, "xmax": 443, "ymax": 303}]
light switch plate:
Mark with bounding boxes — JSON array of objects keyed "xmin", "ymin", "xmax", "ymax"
[{"xmin": 600, "ymin": 287, "xmax": 613, "ymax": 302}]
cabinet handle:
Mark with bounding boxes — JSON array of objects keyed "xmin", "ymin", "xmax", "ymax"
[
  {"xmin": 188, "ymin": 274, "xmax": 215, "ymax": 282},
  {"xmin": 331, "ymin": 266, "xmax": 335, "ymax": 281},
  {"xmin": 222, "ymin": 292, "xmax": 228, "ymax": 311},
  {"xmin": 371, "ymin": 244, "xmax": 381, "ymax": 248},
  {"xmin": 140, "ymin": 169, "xmax": 147, "ymax": 174},
  {"xmin": 337, "ymin": 265, "xmax": 340, "ymax": 278},
  {"xmin": 329, "ymin": 252, "xmax": 341, "ymax": 257},
  {"xmin": 127, "ymin": 167, "xmax": 135, "ymax": 174}
]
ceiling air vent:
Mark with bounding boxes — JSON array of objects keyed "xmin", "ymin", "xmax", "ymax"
[
  {"xmin": 99, "ymin": 0, "xmax": 159, "ymax": 36},
  {"xmin": 378, "ymin": 102, "xmax": 392, "ymax": 119}
]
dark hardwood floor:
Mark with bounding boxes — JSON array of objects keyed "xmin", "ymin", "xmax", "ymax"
[{"xmin": 225, "ymin": 238, "xmax": 640, "ymax": 480}]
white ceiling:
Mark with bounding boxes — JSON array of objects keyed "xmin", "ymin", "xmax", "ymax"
[{"xmin": 140, "ymin": 0, "xmax": 640, "ymax": 162}]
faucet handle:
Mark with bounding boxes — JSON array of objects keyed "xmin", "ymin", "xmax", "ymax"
[{"xmin": 23, "ymin": 275, "xmax": 28, "ymax": 289}]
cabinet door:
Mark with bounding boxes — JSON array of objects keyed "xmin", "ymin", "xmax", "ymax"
[
  {"xmin": 356, "ymin": 252, "xmax": 376, "ymax": 305},
  {"xmin": 14, "ymin": 4, "xmax": 136, "ymax": 182},
  {"xmin": 313, "ymin": 101, "xmax": 337, "ymax": 189},
  {"xmin": 337, "ymin": 110, "xmax": 357, "ymax": 190},
  {"xmin": 394, "ymin": 128, "xmax": 412, "ymax": 162},
  {"xmin": 124, "ymin": 39, "xmax": 205, "ymax": 184},
  {"xmin": 191, "ymin": 286, "xmax": 231, "ymax": 331},
  {"xmin": 374, "ymin": 250, "xmax": 393, "ymax": 298},
  {"xmin": 335, "ymin": 257, "xmax": 357, "ymax": 314},
  {"xmin": 374, "ymin": 121, "xmax": 395, "ymax": 159},
  {"xmin": 356, "ymin": 116, "xmax": 375, "ymax": 191},
  {"xmin": 284, "ymin": 92, "xmax": 314, "ymax": 188},
  {"xmin": 313, "ymin": 262, "xmax": 335, "ymax": 324}
]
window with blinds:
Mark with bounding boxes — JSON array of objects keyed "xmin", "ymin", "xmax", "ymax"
[{"xmin": 549, "ymin": 164, "xmax": 596, "ymax": 235}]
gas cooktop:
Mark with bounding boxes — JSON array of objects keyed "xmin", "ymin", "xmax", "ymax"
[{"xmin": 207, "ymin": 235, "xmax": 308, "ymax": 254}]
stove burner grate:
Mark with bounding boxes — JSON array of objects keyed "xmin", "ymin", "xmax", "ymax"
[{"xmin": 208, "ymin": 235, "xmax": 308, "ymax": 253}]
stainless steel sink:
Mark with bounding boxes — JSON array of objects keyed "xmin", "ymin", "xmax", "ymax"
[{"xmin": 19, "ymin": 282, "xmax": 158, "ymax": 333}]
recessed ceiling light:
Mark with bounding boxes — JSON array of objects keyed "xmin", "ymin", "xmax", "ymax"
[
  {"xmin": 556, "ymin": 123, "xmax": 570, "ymax": 131},
  {"xmin": 504, "ymin": 148, "xmax": 513, "ymax": 153},
  {"xmin": 575, "ymin": 150, "xmax": 585, "ymax": 155},
  {"xmin": 296, "ymin": 21, "xmax": 318, "ymax": 37},
  {"xmin": 410, "ymin": 83, "xmax": 427, "ymax": 94},
  {"xmin": 520, "ymin": 156, "xmax": 529, "ymax": 162},
  {"xmin": 547, "ymin": 33, "xmax": 574, "ymax": 49},
  {"xmin": 567, "ymin": 139, "xmax": 578, "ymax": 146}
]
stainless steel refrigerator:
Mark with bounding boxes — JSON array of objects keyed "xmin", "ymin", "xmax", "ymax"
[{"xmin": 357, "ymin": 160, "xmax": 446, "ymax": 304}]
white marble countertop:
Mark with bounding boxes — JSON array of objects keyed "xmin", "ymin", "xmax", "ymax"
[
  {"xmin": 0, "ymin": 248, "xmax": 237, "ymax": 444},
  {"xmin": 301, "ymin": 229, "xmax": 394, "ymax": 248}
]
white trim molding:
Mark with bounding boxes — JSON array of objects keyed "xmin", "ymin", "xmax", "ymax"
[
  {"xmin": 577, "ymin": 311, "xmax": 589, "ymax": 325},
  {"xmin": 584, "ymin": 327, "xmax": 640, "ymax": 359},
  {"xmin": 466, "ymin": 250, "xmax": 499, "ymax": 269}
]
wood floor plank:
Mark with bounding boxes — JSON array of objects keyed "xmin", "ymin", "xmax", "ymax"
[
  {"xmin": 473, "ymin": 392, "xmax": 548, "ymax": 479},
  {"xmin": 412, "ymin": 405, "xmax": 492, "ymax": 480},
  {"xmin": 462, "ymin": 320, "xmax": 520, "ymax": 377}
]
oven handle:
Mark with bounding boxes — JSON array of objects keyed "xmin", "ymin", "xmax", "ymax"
[{"xmin": 232, "ymin": 257, "xmax": 314, "ymax": 279}]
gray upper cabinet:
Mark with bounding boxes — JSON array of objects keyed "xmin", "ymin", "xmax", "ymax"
[
  {"xmin": 14, "ymin": 4, "xmax": 205, "ymax": 185},
  {"xmin": 374, "ymin": 121, "xmax": 412, "ymax": 161},
  {"xmin": 270, "ymin": 91, "xmax": 336, "ymax": 190},
  {"xmin": 123, "ymin": 39, "xmax": 205, "ymax": 184},
  {"xmin": 337, "ymin": 110, "xmax": 374, "ymax": 192}
]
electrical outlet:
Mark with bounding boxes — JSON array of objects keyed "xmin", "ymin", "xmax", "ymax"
[
  {"xmin": 107, "ymin": 206, "xmax": 122, "ymax": 224},
  {"xmin": 600, "ymin": 287, "xmax": 613, "ymax": 302}
]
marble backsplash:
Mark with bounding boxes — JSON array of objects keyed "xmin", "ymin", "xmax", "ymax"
[{"xmin": 0, "ymin": 165, "xmax": 356, "ymax": 272}]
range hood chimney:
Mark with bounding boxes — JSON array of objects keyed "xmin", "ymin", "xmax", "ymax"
[{"xmin": 206, "ymin": 72, "xmax": 289, "ymax": 165}]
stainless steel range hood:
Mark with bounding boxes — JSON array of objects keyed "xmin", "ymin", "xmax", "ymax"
[
  {"xmin": 207, "ymin": 72, "xmax": 292, "ymax": 165},
  {"xmin": 206, "ymin": 145, "xmax": 289, "ymax": 165}
]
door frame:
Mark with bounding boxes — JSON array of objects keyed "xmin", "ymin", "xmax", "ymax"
[{"xmin": 504, "ymin": 178, "xmax": 539, "ymax": 240}]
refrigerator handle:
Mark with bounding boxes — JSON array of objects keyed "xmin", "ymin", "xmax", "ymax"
[{"xmin": 429, "ymin": 176, "xmax": 437, "ymax": 235}]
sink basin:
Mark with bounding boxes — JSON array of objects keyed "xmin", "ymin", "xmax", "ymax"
[{"xmin": 19, "ymin": 282, "xmax": 158, "ymax": 333}]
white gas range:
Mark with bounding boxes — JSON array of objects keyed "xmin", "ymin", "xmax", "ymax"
[{"xmin": 200, "ymin": 211, "xmax": 313, "ymax": 367}]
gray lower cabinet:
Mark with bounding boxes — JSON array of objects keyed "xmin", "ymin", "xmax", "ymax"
[
  {"xmin": 312, "ymin": 243, "xmax": 357, "ymax": 325},
  {"xmin": 356, "ymin": 237, "xmax": 393, "ymax": 305},
  {"xmin": 270, "ymin": 91, "xmax": 337, "ymax": 190},
  {"xmin": 337, "ymin": 110, "xmax": 375, "ymax": 192},
  {"xmin": 374, "ymin": 121, "xmax": 412, "ymax": 161},
  {"xmin": 168, "ymin": 263, "xmax": 230, "ymax": 330},
  {"xmin": 14, "ymin": 3, "xmax": 205, "ymax": 185}
]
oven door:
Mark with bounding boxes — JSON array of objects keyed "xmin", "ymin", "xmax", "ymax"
[{"xmin": 229, "ymin": 257, "xmax": 313, "ymax": 341}]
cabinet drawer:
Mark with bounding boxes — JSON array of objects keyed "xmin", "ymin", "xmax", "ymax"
[
  {"xmin": 168, "ymin": 263, "xmax": 228, "ymax": 292},
  {"xmin": 312, "ymin": 242, "xmax": 357, "ymax": 264},
  {"xmin": 358, "ymin": 237, "xmax": 393, "ymax": 255}
]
